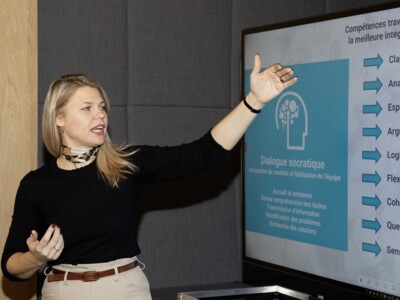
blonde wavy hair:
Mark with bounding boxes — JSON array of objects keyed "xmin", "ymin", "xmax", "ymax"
[{"xmin": 42, "ymin": 74, "xmax": 137, "ymax": 187}]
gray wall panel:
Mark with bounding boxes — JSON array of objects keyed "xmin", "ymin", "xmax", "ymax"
[
  {"xmin": 127, "ymin": 0, "xmax": 232, "ymax": 108},
  {"xmin": 326, "ymin": 0, "xmax": 395, "ymax": 13},
  {"xmin": 127, "ymin": 106, "xmax": 229, "ymax": 145},
  {"xmin": 38, "ymin": 0, "xmax": 128, "ymax": 105},
  {"xmin": 108, "ymin": 106, "xmax": 128, "ymax": 144}
]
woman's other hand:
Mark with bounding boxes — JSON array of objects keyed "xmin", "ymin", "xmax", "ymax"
[{"xmin": 26, "ymin": 224, "xmax": 64, "ymax": 263}]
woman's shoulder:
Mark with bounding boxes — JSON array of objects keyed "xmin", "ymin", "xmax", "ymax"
[
  {"xmin": 20, "ymin": 159, "xmax": 55, "ymax": 184},
  {"xmin": 122, "ymin": 144, "xmax": 146, "ymax": 165}
]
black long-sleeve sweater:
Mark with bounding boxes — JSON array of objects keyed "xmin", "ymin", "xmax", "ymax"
[{"xmin": 1, "ymin": 131, "xmax": 228, "ymax": 281}]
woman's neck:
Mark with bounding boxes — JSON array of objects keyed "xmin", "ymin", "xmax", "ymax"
[
  {"xmin": 58, "ymin": 144, "xmax": 99, "ymax": 169},
  {"xmin": 56, "ymin": 155, "xmax": 96, "ymax": 170}
]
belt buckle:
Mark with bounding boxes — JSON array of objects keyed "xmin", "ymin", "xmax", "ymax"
[{"xmin": 81, "ymin": 271, "xmax": 101, "ymax": 282}]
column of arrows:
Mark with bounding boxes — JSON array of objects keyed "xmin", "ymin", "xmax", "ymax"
[{"xmin": 361, "ymin": 54, "xmax": 383, "ymax": 257}]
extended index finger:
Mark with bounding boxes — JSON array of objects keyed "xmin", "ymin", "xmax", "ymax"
[{"xmin": 262, "ymin": 63, "xmax": 283, "ymax": 74}]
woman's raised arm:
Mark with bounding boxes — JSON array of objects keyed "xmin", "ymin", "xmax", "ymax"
[{"xmin": 211, "ymin": 54, "xmax": 298, "ymax": 150}]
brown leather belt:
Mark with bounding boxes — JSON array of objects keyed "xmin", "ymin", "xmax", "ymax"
[{"xmin": 47, "ymin": 260, "xmax": 138, "ymax": 282}]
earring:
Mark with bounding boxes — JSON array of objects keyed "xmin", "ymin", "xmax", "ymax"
[{"xmin": 59, "ymin": 126, "xmax": 64, "ymax": 134}]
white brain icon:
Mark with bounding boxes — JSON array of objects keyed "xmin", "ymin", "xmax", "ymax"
[
  {"xmin": 279, "ymin": 99, "xmax": 299, "ymax": 128},
  {"xmin": 275, "ymin": 92, "xmax": 308, "ymax": 150}
]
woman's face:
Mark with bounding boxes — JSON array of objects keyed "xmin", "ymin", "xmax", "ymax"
[{"xmin": 56, "ymin": 86, "xmax": 108, "ymax": 149}]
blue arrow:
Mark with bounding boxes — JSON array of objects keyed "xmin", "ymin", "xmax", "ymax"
[
  {"xmin": 364, "ymin": 54, "xmax": 383, "ymax": 69},
  {"xmin": 362, "ymin": 218, "xmax": 381, "ymax": 233},
  {"xmin": 363, "ymin": 101, "xmax": 382, "ymax": 116},
  {"xmin": 362, "ymin": 195, "xmax": 381, "ymax": 210},
  {"xmin": 362, "ymin": 241, "xmax": 381, "ymax": 256},
  {"xmin": 362, "ymin": 171, "xmax": 381, "ymax": 186},
  {"xmin": 363, "ymin": 78, "xmax": 382, "ymax": 93},
  {"xmin": 362, "ymin": 148, "xmax": 381, "ymax": 163},
  {"xmin": 362, "ymin": 125, "xmax": 381, "ymax": 139}
]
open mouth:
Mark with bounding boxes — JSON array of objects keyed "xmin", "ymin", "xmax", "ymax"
[{"xmin": 91, "ymin": 124, "xmax": 106, "ymax": 135}]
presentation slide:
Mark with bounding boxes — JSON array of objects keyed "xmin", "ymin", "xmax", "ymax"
[{"xmin": 243, "ymin": 4, "xmax": 400, "ymax": 297}]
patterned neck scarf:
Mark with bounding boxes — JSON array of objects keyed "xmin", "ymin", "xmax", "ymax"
[{"xmin": 61, "ymin": 145, "xmax": 99, "ymax": 164}]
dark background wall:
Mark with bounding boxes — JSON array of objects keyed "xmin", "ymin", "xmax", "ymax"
[{"xmin": 38, "ymin": 0, "xmax": 394, "ymax": 298}]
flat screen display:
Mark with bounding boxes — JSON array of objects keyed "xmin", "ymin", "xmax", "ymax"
[{"xmin": 242, "ymin": 2, "xmax": 400, "ymax": 299}]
